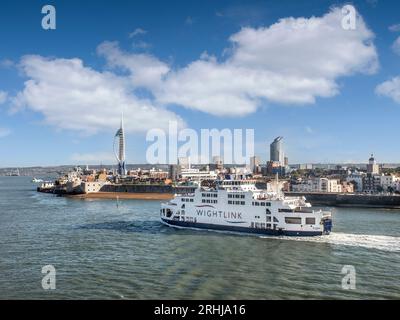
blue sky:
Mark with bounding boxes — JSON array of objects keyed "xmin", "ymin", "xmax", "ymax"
[{"xmin": 1, "ymin": 0, "xmax": 400, "ymax": 167}]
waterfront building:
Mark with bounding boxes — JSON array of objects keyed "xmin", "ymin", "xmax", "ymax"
[
  {"xmin": 299, "ymin": 163, "xmax": 313, "ymax": 170},
  {"xmin": 178, "ymin": 157, "xmax": 190, "ymax": 169},
  {"xmin": 168, "ymin": 164, "xmax": 181, "ymax": 182},
  {"xmin": 212, "ymin": 156, "xmax": 224, "ymax": 171},
  {"xmin": 149, "ymin": 168, "xmax": 169, "ymax": 180},
  {"xmin": 341, "ymin": 181, "xmax": 354, "ymax": 193},
  {"xmin": 250, "ymin": 156, "xmax": 261, "ymax": 174},
  {"xmin": 270, "ymin": 136, "xmax": 285, "ymax": 165},
  {"xmin": 266, "ymin": 160, "xmax": 285, "ymax": 176},
  {"xmin": 378, "ymin": 174, "xmax": 399, "ymax": 192},
  {"xmin": 180, "ymin": 168, "xmax": 218, "ymax": 181},
  {"xmin": 346, "ymin": 171, "xmax": 365, "ymax": 192},
  {"xmin": 284, "ymin": 156, "xmax": 289, "ymax": 166},
  {"xmin": 291, "ymin": 178, "xmax": 342, "ymax": 193},
  {"xmin": 367, "ymin": 154, "xmax": 380, "ymax": 174},
  {"xmin": 363, "ymin": 174, "xmax": 381, "ymax": 193}
]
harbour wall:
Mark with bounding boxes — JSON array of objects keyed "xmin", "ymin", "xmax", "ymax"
[
  {"xmin": 286, "ymin": 192, "xmax": 400, "ymax": 209},
  {"xmin": 99, "ymin": 184, "xmax": 195, "ymax": 195}
]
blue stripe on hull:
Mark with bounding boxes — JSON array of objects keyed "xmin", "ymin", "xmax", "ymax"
[{"xmin": 161, "ymin": 218, "xmax": 323, "ymax": 237}]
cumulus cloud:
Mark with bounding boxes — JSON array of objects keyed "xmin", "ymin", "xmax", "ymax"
[
  {"xmin": 100, "ymin": 7, "xmax": 378, "ymax": 116},
  {"xmin": 12, "ymin": 55, "xmax": 184, "ymax": 134},
  {"xmin": 10, "ymin": 7, "xmax": 379, "ymax": 135},
  {"xmin": 0, "ymin": 90, "xmax": 7, "ymax": 104},
  {"xmin": 97, "ymin": 41, "xmax": 170, "ymax": 90},
  {"xmin": 375, "ymin": 76, "xmax": 400, "ymax": 103},
  {"xmin": 392, "ymin": 36, "xmax": 400, "ymax": 55},
  {"xmin": 389, "ymin": 23, "xmax": 400, "ymax": 32}
]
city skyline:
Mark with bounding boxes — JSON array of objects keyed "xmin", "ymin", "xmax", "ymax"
[{"xmin": 2, "ymin": 0, "xmax": 400, "ymax": 166}]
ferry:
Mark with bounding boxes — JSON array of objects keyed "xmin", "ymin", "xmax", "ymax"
[{"xmin": 160, "ymin": 179, "xmax": 332, "ymax": 236}]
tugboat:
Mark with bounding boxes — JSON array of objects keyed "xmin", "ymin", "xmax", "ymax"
[{"xmin": 161, "ymin": 179, "xmax": 332, "ymax": 236}]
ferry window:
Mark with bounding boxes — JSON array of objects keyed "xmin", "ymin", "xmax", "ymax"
[
  {"xmin": 166, "ymin": 209, "xmax": 173, "ymax": 218},
  {"xmin": 228, "ymin": 200, "xmax": 232, "ymax": 204},
  {"xmin": 285, "ymin": 217, "xmax": 302, "ymax": 224},
  {"xmin": 255, "ymin": 202, "xmax": 259, "ymax": 206},
  {"xmin": 306, "ymin": 218, "xmax": 316, "ymax": 225},
  {"xmin": 266, "ymin": 224, "xmax": 271, "ymax": 229},
  {"xmin": 266, "ymin": 202, "xmax": 271, "ymax": 206},
  {"xmin": 266, "ymin": 209, "xmax": 271, "ymax": 214},
  {"xmin": 190, "ymin": 199, "xmax": 193, "ymax": 202},
  {"xmin": 241, "ymin": 201, "xmax": 245, "ymax": 205},
  {"xmin": 273, "ymin": 216, "xmax": 279, "ymax": 222},
  {"xmin": 266, "ymin": 216, "xmax": 271, "ymax": 222},
  {"xmin": 241, "ymin": 195, "xmax": 245, "ymax": 199},
  {"xmin": 202, "ymin": 199, "xmax": 206, "ymax": 203},
  {"xmin": 260, "ymin": 202, "xmax": 265, "ymax": 206},
  {"xmin": 279, "ymin": 208, "xmax": 294, "ymax": 213}
]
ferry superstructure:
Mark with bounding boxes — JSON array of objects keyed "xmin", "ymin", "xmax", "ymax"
[{"xmin": 160, "ymin": 179, "xmax": 332, "ymax": 236}]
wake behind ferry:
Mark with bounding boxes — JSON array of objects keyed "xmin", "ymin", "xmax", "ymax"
[{"xmin": 161, "ymin": 179, "xmax": 332, "ymax": 236}]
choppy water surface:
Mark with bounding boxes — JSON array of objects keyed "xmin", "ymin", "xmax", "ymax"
[{"xmin": 0, "ymin": 177, "xmax": 399, "ymax": 299}]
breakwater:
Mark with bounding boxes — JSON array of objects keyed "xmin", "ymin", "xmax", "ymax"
[{"xmin": 286, "ymin": 192, "xmax": 400, "ymax": 209}]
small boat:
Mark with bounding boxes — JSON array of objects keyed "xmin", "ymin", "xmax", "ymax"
[{"xmin": 32, "ymin": 178, "xmax": 44, "ymax": 183}]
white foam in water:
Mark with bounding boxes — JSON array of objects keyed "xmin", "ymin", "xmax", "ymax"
[{"xmin": 261, "ymin": 233, "xmax": 400, "ymax": 252}]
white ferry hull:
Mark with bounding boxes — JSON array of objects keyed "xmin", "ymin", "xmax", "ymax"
[{"xmin": 161, "ymin": 217, "xmax": 324, "ymax": 236}]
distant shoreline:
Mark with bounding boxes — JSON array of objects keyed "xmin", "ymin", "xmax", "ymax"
[{"xmin": 66, "ymin": 192, "xmax": 174, "ymax": 200}]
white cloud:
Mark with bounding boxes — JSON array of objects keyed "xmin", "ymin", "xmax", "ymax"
[
  {"xmin": 0, "ymin": 59, "xmax": 14, "ymax": 68},
  {"xmin": 11, "ymin": 55, "xmax": 184, "ymax": 135},
  {"xmin": 375, "ymin": 76, "xmax": 400, "ymax": 103},
  {"xmin": 389, "ymin": 23, "xmax": 400, "ymax": 32},
  {"xmin": 392, "ymin": 36, "xmax": 400, "ymax": 55},
  {"xmin": 70, "ymin": 152, "xmax": 115, "ymax": 163},
  {"xmin": 129, "ymin": 28, "xmax": 147, "ymax": 38},
  {"xmin": 0, "ymin": 90, "xmax": 7, "ymax": 104},
  {"xmin": 97, "ymin": 41, "xmax": 170, "ymax": 90},
  {"xmin": 9, "ymin": 7, "xmax": 379, "ymax": 136},
  {"xmin": 100, "ymin": 7, "xmax": 378, "ymax": 117},
  {"xmin": 157, "ymin": 8, "xmax": 378, "ymax": 116},
  {"xmin": 0, "ymin": 127, "xmax": 11, "ymax": 138}
]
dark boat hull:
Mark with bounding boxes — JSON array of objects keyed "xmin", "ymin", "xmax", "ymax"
[{"xmin": 161, "ymin": 218, "xmax": 324, "ymax": 237}]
